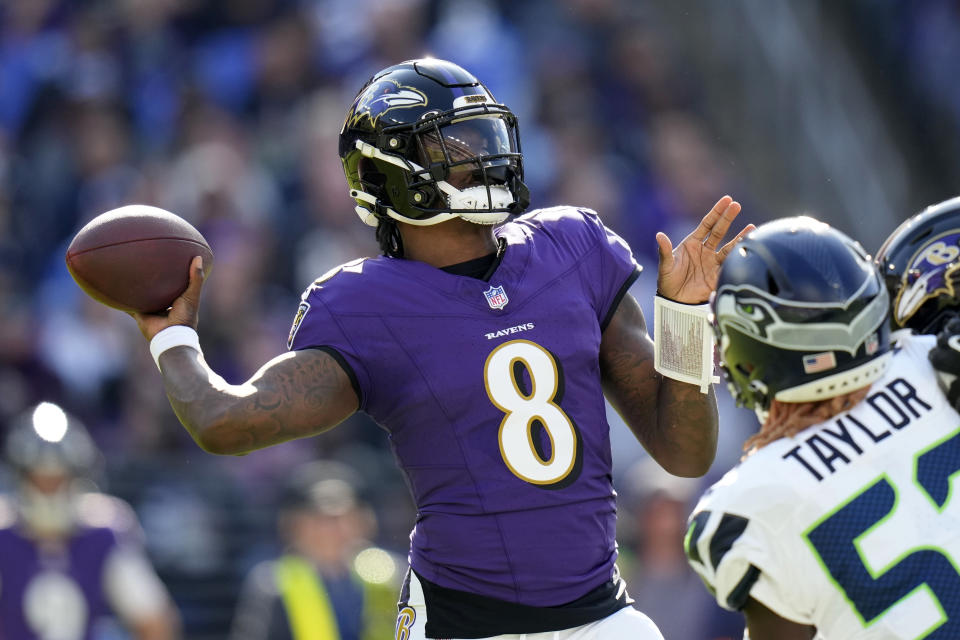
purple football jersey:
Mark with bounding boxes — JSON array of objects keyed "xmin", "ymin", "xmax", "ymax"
[
  {"xmin": 0, "ymin": 519, "xmax": 118, "ymax": 638},
  {"xmin": 289, "ymin": 207, "xmax": 640, "ymax": 606}
]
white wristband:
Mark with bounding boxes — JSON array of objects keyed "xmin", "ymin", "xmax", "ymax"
[
  {"xmin": 149, "ymin": 325, "xmax": 201, "ymax": 370},
  {"xmin": 653, "ymin": 295, "xmax": 720, "ymax": 393}
]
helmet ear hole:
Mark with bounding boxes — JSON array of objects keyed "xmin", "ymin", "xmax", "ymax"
[
  {"xmin": 358, "ymin": 158, "xmax": 386, "ymax": 189},
  {"xmin": 767, "ymin": 273, "xmax": 780, "ymax": 296}
]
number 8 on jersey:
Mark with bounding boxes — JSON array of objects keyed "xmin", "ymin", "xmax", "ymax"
[{"xmin": 484, "ymin": 340, "xmax": 582, "ymax": 486}]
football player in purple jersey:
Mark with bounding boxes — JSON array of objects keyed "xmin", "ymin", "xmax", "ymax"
[
  {"xmin": 129, "ymin": 58, "xmax": 750, "ymax": 639},
  {"xmin": 0, "ymin": 402, "xmax": 180, "ymax": 640}
]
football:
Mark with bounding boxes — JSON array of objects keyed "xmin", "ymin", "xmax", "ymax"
[{"xmin": 65, "ymin": 205, "xmax": 214, "ymax": 314}]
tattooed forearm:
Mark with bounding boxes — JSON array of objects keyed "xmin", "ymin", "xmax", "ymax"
[{"xmin": 157, "ymin": 346, "xmax": 359, "ymax": 455}]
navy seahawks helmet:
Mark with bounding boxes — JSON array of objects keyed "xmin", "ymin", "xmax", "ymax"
[
  {"xmin": 712, "ymin": 217, "xmax": 892, "ymax": 418},
  {"xmin": 875, "ymin": 195, "xmax": 960, "ymax": 334},
  {"xmin": 339, "ymin": 59, "xmax": 529, "ymax": 255}
]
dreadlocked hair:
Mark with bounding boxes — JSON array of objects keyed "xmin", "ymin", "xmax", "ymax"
[
  {"xmin": 743, "ymin": 386, "xmax": 872, "ymax": 455},
  {"xmin": 376, "ymin": 218, "xmax": 404, "ymax": 258}
]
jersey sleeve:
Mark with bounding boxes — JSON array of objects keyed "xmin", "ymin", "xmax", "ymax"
[
  {"xmin": 72, "ymin": 494, "xmax": 173, "ymax": 623},
  {"xmin": 573, "ymin": 208, "xmax": 642, "ymax": 330},
  {"xmin": 103, "ymin": 546, "xmax": 173, "ymax": 622},
  {"xmin": 75, "ymin": 493, "xmax": 145, "ymax": 545},
  {"xmin": 684, "ymin": 482, "xmax": 819, "ymax": 625},
  {"xmin": 286, "ymin": 279, "xmax": 369, "ymax": 408}
]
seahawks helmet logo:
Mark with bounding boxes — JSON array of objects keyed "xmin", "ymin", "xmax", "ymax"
[
  {"xmin": 714, "ymin": 289, "xmax": 777, "ymax": 344},
  {"xmin": 715, "ymin": 282, "xmax": 889, "ymax": 355},
  {"xmin": 346, "ymin": 79, "xmax": 427, "ymax": 128},
  {"xmin": 894, "ymin": 231, "xmax": 960, "ymax": 327}
]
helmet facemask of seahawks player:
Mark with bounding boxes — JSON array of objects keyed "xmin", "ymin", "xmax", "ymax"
[
  {"xmin": 875, "ymin": 195, "xmax": 960, "ymax": 335},
  {"xmin": 711, "ymin": 217, "xmax": 893, "ymax": 425},
  {"xmin": 339, "ymin": 58, "xmax": 530, "ymax": 257},
  {"xmin": 5, "ymin": 402, "xmax": 100, "ymax": 538}
]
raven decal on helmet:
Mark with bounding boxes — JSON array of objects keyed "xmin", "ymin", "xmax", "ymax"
[
  {"xmin": 344, "ymin": 79, "xmax": 428, "ymax": 129},
  {"xmin": 876, "ymin": 195, "xmax": 960, "ymax": 334}
]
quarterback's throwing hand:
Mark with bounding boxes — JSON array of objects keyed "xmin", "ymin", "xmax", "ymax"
[
  {"xmin": 929, "ymin": 314, "xmax": 960, "ymax": 407},
  {"xmin": 132, "ymin": 256, "xmax": 206, "ymax": 342},
  {"xmin": 656, "ymin": 196, "xmax": 753, "ymax": 304}
]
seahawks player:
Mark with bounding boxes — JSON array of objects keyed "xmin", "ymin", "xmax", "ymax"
[
  {"xmin": 130, "ymin": 58, "xmax": 750, "ymax": 639},
  {"xmin": 686, "ymin": 217, "xmax": 960, "ymax": 639},
  {"xmin": 0, "ymin": 402, "xmax": 179, "ymax": 640}
]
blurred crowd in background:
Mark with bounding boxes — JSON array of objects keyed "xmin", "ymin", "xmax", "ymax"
[{"xmin": 2, "ymin": 0, "xmax": 960, "ymax": 637}]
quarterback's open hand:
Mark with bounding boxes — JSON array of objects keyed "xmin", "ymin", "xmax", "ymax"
[
  {"xmin": 656, "ymin": 196, "xmax": 754, "ymax": 304},
  {"xmin": 929, "ymin": 314, "xmax": 960, "ymax": 407},
  {"xmin": 132, "ymin": 256, "xmax": 206, "ymax": 341}
]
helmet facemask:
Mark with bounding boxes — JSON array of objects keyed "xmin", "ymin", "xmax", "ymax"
[
  {"xmin": 345, "ymin": 103, "xmax": 529, "ymax": 228},
  {"xmin": 405, "ymin": 109, "xmax": 526, "ymax": 220},
  {"xmin": 18, "ymin": 475, "xmax": 79, "ymax": 537}
]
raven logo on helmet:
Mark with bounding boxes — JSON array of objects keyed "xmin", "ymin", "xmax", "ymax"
[
  {"xmin": 893, "ymin": 231, "xmax": 960, "ymax": 329},
  {"xmin": 876, "ymin": 195, "xmax": 960, "ymax": 333},
  {"xmin": 345, "ymin": 79, "xmax": 427, "ymax": 129}
]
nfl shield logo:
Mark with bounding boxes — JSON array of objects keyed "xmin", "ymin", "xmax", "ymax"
[{"xmin": 483, "ymin": 285, "xmax": 509, "ymax": 310}]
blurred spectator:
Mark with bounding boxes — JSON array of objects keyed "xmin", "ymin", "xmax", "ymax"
[
  {"xmin": 229, "ymin": 461, "xmax": 399, "ymax": 640},
  {"xmin": 0, "ymin": 401, "xmax": 180, "ymax": 639}
]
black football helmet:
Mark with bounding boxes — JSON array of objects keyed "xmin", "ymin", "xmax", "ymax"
[
  {"xmin": 875, "ymin": 195, "xmax": 960, "ymax": 334},
  {"xmin": 712, "ymin": 217, "xmax": 892, "ymax": 419},
  {"xmin": 339, "ymin": 58, "xmax": 529, "ymax": 255},
  {"xmin": 4, "ymin": 402, "xmax": 100, "ymax": 534},
  {"xmin": 5, "ymin": 402, "xmax": 98, "ymax": 477}
]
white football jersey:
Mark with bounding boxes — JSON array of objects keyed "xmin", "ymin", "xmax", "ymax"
[{"xmin": 686, "ymin": 332, "xmax": 960, "ymax": 639}]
